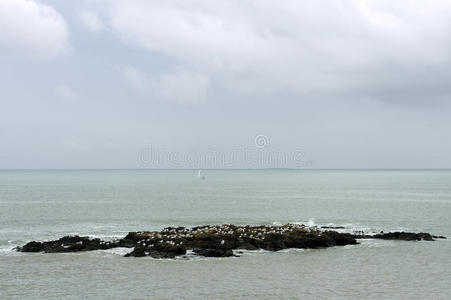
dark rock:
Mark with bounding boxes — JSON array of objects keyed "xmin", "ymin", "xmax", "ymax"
[
  {"xmin": 193, "ymin": 248, "xmax": 234, "ymax": 257},
  {"xmin": 147, "ymin": 244, "xmax": 186, "ymax": 259},
  {"xmin": 237, "ymin": 240, "xmax": 259, "ymax": 250},
  {"xmin": 373, "ymin": 232, "xmax": 435, "ymax": 241},
  {"xmin": 260, "ymin": 233, "xmax": 286, "ymax": 251},
  {"xmin": 18, "ymin": 224, "xmax": 443, "ymax": 259},
  {"xmin": 18, "ymin": 241, "xmax": 44, "ymax": 252},
  {"xmin": 304, "ymin": 234, "xmax": 335, "ymax": 248},
  {"xmin": 116, "ymin": 232, "xmax": 144, "ymax": 248},
  {"xmin": 124, "ymin": 246, "xmax": 146, "ymax": 257},
  {"xmin": 163, "ymin": 226, "xmax": 186, "ymax": 232},
  {"xmin": 17, "ymin": 235, "xmax": 114, "ymax": 253},
  {"xmin": 323, "ymin": 231, "xmax": 358, "ymax": 246},
  {"xmin": 321, "ymin": 226, "xmax": 345, "ymax": 229}
]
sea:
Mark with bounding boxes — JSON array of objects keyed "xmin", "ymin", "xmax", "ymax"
[{"xmin": 0, "ymin": 169, "xmax": 450, "ymax": 299}]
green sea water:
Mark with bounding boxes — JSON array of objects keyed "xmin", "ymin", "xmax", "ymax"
[{"xmin": 0, "ymin": 170, "xmax": 450, "ymax": 299}]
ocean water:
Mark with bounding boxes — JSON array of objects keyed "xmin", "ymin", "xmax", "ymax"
[{"xmin": 0, "ymin": 169, "xmax": 450, "ymax": 299}]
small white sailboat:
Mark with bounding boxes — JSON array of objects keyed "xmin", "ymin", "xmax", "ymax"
[{"xmin": 197, "ymin": 170, "xmax": 205, "ymax": 180}]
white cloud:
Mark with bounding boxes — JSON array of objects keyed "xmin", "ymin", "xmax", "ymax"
[
  {"xmin": 79, "ymin": 10, "xmax": 104, "ymax": 32},
  {"xmin": 56, "ymin": 85, "xmax": 79, "ymax": 100},
  {"xmin": 0, "ymin": 0, "xmax": 70, "ymax": 57},
  {"xmin": 108, "ymin": 0, "xmax": 451, "ymax": 102},
  {"xmin": 122, "ymin": 66, "xmax": 209, "ymax": 103}
]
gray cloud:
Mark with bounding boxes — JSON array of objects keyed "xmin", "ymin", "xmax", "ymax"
[
  {"xmin": 121, "ymin": 65, "xmax": 209, "ymax": 103},
  {"xmin": 55, "ymin": 85, "xmax": 79, "ymax": 101},
  {"xmin": 0, "ymin": 0, "xmax": 451, "ymax": 169},
  {"xmin": 108, "ymin": 0, "xmax": 451, "ymax": 104}
]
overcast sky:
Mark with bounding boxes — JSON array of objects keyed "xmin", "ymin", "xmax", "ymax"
[{"xmin": 1, "ymin": 0, "xmax": 451, "ymax": 169}]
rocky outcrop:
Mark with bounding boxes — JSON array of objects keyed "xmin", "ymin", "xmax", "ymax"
[
  {"xmin": 321, "ymin": 226, "xmax": 345, "ymax": 229},
  {"xmin": 372, "ymin": 232, "xmax": 445, "ymax": 241},
  {"xmin": 16, "ymin": 224, "xmax": 445, "ymax": 259},
  {"xmin": 352, "ymin": 231, "xmax": 447, "ymax": 241},
  {"xmin": 18, "ymin": 236, "xmax": 115, "ymax": 253}
]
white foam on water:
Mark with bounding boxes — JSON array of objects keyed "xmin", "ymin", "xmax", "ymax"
[
  {"xmin": 289, "ymin": 219, "xmax": 315, "ymax": 227},
  {"xmin": 0, "ymin": 245, "xmax": 15, "ymax": 252},
  {"xmin": 288, "ymin": 220, "xmax": 373, "ymax": 234},
  {"xmin": 65, "ymin": 233, "xmax": 125, "ymax": 241},
  {"xmin": 98, "ymin": 247, "xmax": 131, "ymax": 256},
  {"xmin": 171, "ymin": 250, "xmax": 236, "ymax": 262},
  {"xmin": 0, "ymin": 245, "xmax": 22, "ymax": 256},
  {"xmin": 307, "ymin": 218, "xmax": 315, "ymax": 227},
  {"xmin": 293, "ymin": 248, "xmax": 306, "ymax": 252},
  {"xmin": 175, "ymin": 250, "xmax": 208, "ymax": 261},
  {"xmin": 233, "ymin": 248, "xmax": 270, "ymax": 256},
  {"xmin": 276, "ymin": 248, "xmax": 307, "ymax": 253},
  {"xmin": 357, "ymin": 238, "xmax": 395, "ymax": 248}
]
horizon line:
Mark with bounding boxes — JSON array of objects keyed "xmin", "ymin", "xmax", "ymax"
[{"xmin": 1, "ymin": 168, "xmax": 451, "ymax": 171}]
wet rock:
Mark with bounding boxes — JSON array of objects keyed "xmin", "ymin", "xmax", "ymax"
[
  {"xmin": 260, "ymin": 233, "xmax": 286, "ymax": 251},
  {"xmin": 17, "ymin": 224, "xmax": 443, "ymax": 259},
  {"xmin": 193, "ymin": 248, "xmax": 234, "ymax": 257},
  {"xmin": 236, "ymin": 240, "xmax": 259, "ymax": 250},
  {"xmin": 147, "ymin": 244, "xmax": 187, "ymax": 259},
  {"xmin": 373, "ymin": 232, "xmax": 435, "ymax": 241},
  {"xmin": 321, "ymin": 226, "xmax": 345, "ymax": 229},
  {"xmin": 17, "ymin": 236, "xmax": 113, "ymax": 253},
  {"xmin": 303, "ymin": 233, "xmax": 335, "ymax": 248},
  {"xmin": 124, "ymin": 246, "xmax": 146, "ymax": 257},
  {"xmin": 19, "ymin": 241, "xmax": 44, "ymax": 252},
  {"xmin": 163, "ymin": 226, "xmax": 186, "ymax": 232},
  {"xmin": 351, "ymin": 231, "xmax": 445, "ymax": 241},
  {"xmin": 323, "ymin": 231, "xmax": 358, "ymax": 246},
  {"xmin": 123, "ymin": 239, "xmax": 187, "ymax": 258},
  {"xmin": 116, "ymin": 232, "xmax": 144, "ymax": 248}
]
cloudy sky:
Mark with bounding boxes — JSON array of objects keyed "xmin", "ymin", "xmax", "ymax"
[{"xmin": 1, "ymin": 0, "xmax": 451, "ymax": 169}]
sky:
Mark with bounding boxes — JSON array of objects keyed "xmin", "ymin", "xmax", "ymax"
[{"xmin": 1, "ymin": 0, "xmax": 451, "ymax": 169}]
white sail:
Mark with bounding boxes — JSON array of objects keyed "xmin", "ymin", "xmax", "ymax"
[{"xmin": 198, "ymin": 170, "xmax": 205, "ymax": 180}]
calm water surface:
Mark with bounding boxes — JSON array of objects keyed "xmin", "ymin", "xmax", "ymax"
[{"xmin": 0, "ymin": 170, "xmax": 450, "ymax": 299}]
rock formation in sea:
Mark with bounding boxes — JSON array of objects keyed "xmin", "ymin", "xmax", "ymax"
[{"xmin": 16, "ymin": 224, "xmax": 446, "ymax": 258}]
